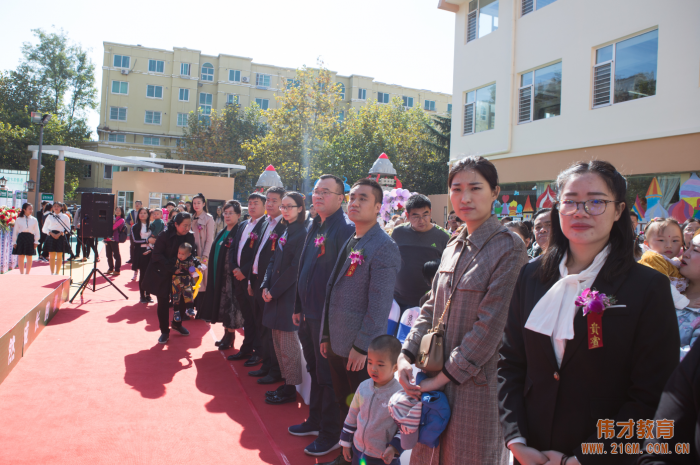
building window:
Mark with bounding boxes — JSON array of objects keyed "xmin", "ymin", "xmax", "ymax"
[
  {"xmin": 522, "ymin": 0, "xmax": 557, "ymax": 16},
  {"xmin": 113, "ymin": 55, "xmax": 130, "ymax": 68},
  {"xmin": 467, "ymin": 0, "xmax": 499, "ymax": 43},
  {"xmin": 144, "ymin": 137, "xmax": 160, "ymax": 146},
  {"xmin": 338, "ymin": 111, "xmax": 345, "ymax": 122},
  {"xmin": 104, "ymin": 165, "xmax": 113, "ymax": 180},
  {"xmin": 180, "ymin": 63, "xmax": 190, "ymax": 76},
  {"xmin": 201, "ymin": 63, "xmax": 214, "ymax": 82},
  {"xmin": 518, "ymin": 62, "xmax": 562, "ymax": 123},
  {"xmin": 176, "ymin": 139, "xmax": 187, "ymax": 148},
  {"xmin": 226, "ymin": 94, "xmax": 238, "ymax": 105},
  {"xmin": 378, "ymin": 92, "xmax": 390, "ymax": 104},
  {"xmin": 117, "ymin": 191, "xmax": 134, "ymax": 211},
  {"xmin": 229, "ymin": 70, "xmax": 241, "ymax": 82},
  {"xmin": 111, "ymin": 81, "xmax": 128, "ymax": 95},
  {"xmin": 179, "ymin": 88, "xmax": 189, "ymax": 101},
  {"xmin": 199, "ymin": 93, "xmax": 212, "ymax": 115},
  {"xmin": 287, "ymin": 79, "xmax": 300, "ymax": 89},
  {"xmin": 424, "ymin": 100, "xmax": 436, "ymax": 111},
  {"xmin": 338, "ymin": 83, "xmax": 345, "ymax": 99},
  {"xmin": 148, "ymin": 59, "xmax": 164, "ymax": 73},
  {"xmin": 177, "ymin": 113, "xmax": 188, "ymax": 127},
  {"xmin": 593, "ymin": 29, "xmax": 658, "ymax": 108},
  {"xmin": 256, "ymin": 73, "xmax": 271, "ymax": 87},
  {"xmin": 110, "ymin": 107, "xmax": 127, "ymax": 121},
  {"xmin": 84, "ymin": 164, "xmax": 92, "ymax": 178},
  {"xmin": 463, "ymin": 83, "xmax": 496, "ymax": 135},
  {"xmin": 402, "ymin": 96, "xmax": 414, "ymax": 108},
  {"xmin": 447, "ymin": 103, "xmax": 453, "ymax": 113},
  {"xmin": 255, "ymin": 98, "xmax": 269, "ymax": 110},
  {"xmin": 146, "ymin": 85, "xmax": 163, "ymax": 99},
  {"xmin": 108, "ymin": 134, "xmax": 126, "ymax": 142},
  {"xmin": 145, "ymin": 111, "xmax": 162, "ymax": 125},
  {"xmin": 358, "ymin": 88, "xmax": 367, "ymax": 100}
]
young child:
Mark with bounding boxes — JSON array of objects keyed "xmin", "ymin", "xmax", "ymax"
[
  {"xmin": 340, "ymin": 335, "xmax": 404, "ymax": 465},
  {"xmin": 147, "ymin": 209, "xmax": 165, "ymax": 252},
  {"xmin": 172, "ymin": 243, "xmax": 200, "ymax": 321},
  {"xmin": 638, "ymin": 217, "xmax": 689, "ymax": 309}
]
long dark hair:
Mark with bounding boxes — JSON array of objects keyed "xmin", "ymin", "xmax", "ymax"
[
  {"xmin": 168, "ymin": 211, "xmax": 192, "ymax": 230},
  {"xmin": 539, "ymin": 160, "xmax": 635, "ymax": 283},
  {"xmin": 43, "ymin": 203, "xmax": 52, "ymax": 213},
  {"xmin": 137, "ymin": 207, "xmax": 150, "ymax": 228},
  {"xmin": 114, "ymin": 206, "xmax": 125, "ymax": 219},
  {"xmin": 282, "ymin": 192, "xmax": 306, "ymax": 225},
  {"xmin": 19, "ymin": 203, "xmax": 32, "ymax": 218},
  {"xmin": 192, "ymin": 193, "xmax": 208, "ymax": 214}
]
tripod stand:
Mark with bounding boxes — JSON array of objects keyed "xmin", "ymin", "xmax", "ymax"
[{"xmin": 69, "ymin": 233, "xmax": 128, "ymax": 302}]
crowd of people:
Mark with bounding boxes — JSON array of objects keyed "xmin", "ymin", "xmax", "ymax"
[{"xmin": 9, "ymin": 156, "xmax": 700, "ymax": 465}]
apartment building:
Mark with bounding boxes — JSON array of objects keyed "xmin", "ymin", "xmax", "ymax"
[
  {"xmin": 81, "ymin": 41, "xmax": 452, "ymax": 195},
  {"xmin": 440, "ymin": 0, "xmax": 700, "ymax": 211}
]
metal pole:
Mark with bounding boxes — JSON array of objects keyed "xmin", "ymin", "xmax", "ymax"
[{"xmin": 34, "ymin": 123, "xmax": 44, "ymax": 221}]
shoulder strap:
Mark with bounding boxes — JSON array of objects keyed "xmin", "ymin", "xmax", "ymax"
[{"xmin": 434, "ymin": 227, "xmax": 505, "ymax": 332}]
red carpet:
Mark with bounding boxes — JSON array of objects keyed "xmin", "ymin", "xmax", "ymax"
[{"xmin": 0, "ymin": 243, "xmax": 325, "ymax": 464}]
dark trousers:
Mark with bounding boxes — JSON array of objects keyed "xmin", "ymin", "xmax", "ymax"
[
  {"xmin": 328, "ymin": 346, "xmax": 370, "ymax": 425},
  {"xmin": 234, "ymin": 276, "xmax": 258, "ymax": 355},
  {"xmin": 104, "ymin": 241, "xmax": 121, "ymax": 271},
  {"xmin": 128, "ymin": 240, "xmax": 136, "ymax": 263},
  {"xmin": 298, "ymin": 317, "xmax": 341, "ymax": 442},
  {"xmin": 138, "ymin": 254, "xmax": 151, "ymax": 300},
  {"xmin": 252, "ymin": 274, "xmax": 280, "ymax": 378},
  {"xmin": 156, "ymin": 289, "xmax": 185, "ymax": 335},
  {"xmin": 81, "ymin": 237, "xmax": 98, "ymax": 259},
  {"xmin": 74, "ymin": 231, "xmax": 83, "ymax": 258}
]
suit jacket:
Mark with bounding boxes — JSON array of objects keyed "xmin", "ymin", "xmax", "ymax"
[
  {"xmin": 254, "ymin": 217, "xmax": 286, "ymax": 287},
  {"xmin": 261, "ymin": 221, "xmax": 307, "ymax": 332},
  {"xmin": 321, "ymin": 222, "xmax": 401, "ymax": 357},
  {"xmin": 638, "ymin": 341, "xmax": 700, "ymax": 465},
  {"xmin": 498, "ymin": 260, "xmax": 680, "ymax": 465},
  {"xmin": 229, "ymin": 217, "xmax": 267, "ymax": 280}
]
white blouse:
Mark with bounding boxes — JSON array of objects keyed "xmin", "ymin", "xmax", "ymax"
[
  {"xmin": 41, "ymin": 213, "xmax": 72, "ymax": 236},
  {"xmin": 12, "ymin": 215, "xmax": 41, "ymax": 246}
]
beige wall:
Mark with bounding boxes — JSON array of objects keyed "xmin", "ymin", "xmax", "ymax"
[
  {"xmin": 445, "ymin": 0, "xmax": 700, "ymax": 177},
  {"xmin": 111, "ymin": 171, "xmax": 235, "ymax": 207},
  {"xmin": 428, "ymin": 194, "xmax": 451, "ymax": 227}
]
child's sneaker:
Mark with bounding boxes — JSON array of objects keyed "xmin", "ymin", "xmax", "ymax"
[
  {"xmin": 132, "ymin": 271, "xmax": 138, "ymax": 281},
  {"xmin": 186, "ymin": 308, "xmax": 196, "ymax": 318},
  {"xmin": 173, "ymin": 310, "xmax": 181, "ymax": 322}
]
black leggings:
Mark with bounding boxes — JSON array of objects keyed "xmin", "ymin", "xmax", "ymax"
[
  {"xmin": 156, "ymin": 290, "xmax": 185, "ymax": 335},
  {"xmin": 138, "ymin": 253, "xmax": 151, "ymax": 299},
  {"xmin": 104, "ymin": 241, "xmax": 121, "ymax": 271}
]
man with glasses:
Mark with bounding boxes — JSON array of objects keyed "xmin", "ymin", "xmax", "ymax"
[
  {"xmin": 529, "ymin": 208, "xmax": 552, "ymax": 259},
  {"xmin": 289, "ymin": 175, "xmax": 355, "ymax": 459},
  {"xmin": 392, "ymin": 194, "xmax": 450, "ymax": 315},
  {"xmin": 248, "ymin": 186, "xmax": 286, "ymax": 384}
]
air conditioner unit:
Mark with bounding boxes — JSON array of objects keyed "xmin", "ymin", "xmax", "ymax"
[
  {"xmin": 198, "ymin": 83, "xmax": 203, "ymax": 87},
  {"xmin": 120, "ymin": 69, "xmax": 129, "ymax": 75},
  {"xmin": 241, "ymin": 76, "xmax": 249, "ymax": 83}
]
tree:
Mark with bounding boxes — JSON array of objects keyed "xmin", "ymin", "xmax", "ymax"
[
  {"xmin": 177, "ymin": 103, "xmax": 267, "ymax": 195},
  {"xmin": 424, "ymin": 113, "xmax": 450, "ymax": 159},
  {"xmin": 242, "ymin": 64, "xmax": 343, "ymax": 192}
]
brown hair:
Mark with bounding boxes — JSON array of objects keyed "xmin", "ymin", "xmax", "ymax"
[{"xmin": 644, "ymin": 217, "xmax": 682, "ymax": 239}]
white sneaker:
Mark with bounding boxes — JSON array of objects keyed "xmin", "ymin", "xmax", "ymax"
[{"xmin": 132, "ymin": 272, "xmax": 138, "ymax": 281}]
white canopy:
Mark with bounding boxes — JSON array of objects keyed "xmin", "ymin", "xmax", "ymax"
[{"xmin": 27, "ymin": 145, "xmax": 164, "ymax": 169}]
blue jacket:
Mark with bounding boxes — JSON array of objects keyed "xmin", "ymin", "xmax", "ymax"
[
  {"xmin": 295, "ymin": 207, "xmax": 354, "ymax": 320},
  {"xmin": 416, "ymin": 372, "xmax": 451, "ymax": 448}
]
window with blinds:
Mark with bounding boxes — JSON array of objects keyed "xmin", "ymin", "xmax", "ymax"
[
  {"xmin": 522, "ymin": 0, "xmax": 557, "ymax": 16},
  {"xmin": 463, "ymin": 84, "xmax": 496, "ymax": 135},
  {"xmin": 518, "ymin": 62, "xmax": 562, "ymax": 123},
  {"xmin": 467, "ymin": 0, "xmax": 499, "ymax": 43}
]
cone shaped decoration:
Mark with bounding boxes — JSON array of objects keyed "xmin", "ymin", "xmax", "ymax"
[
  {"xmin": 680, "ymin": 173, "xmax": 700, "ymax": 210},
  {"xmin": 523, "ymin": 196, "xmax": 534, "ymax": 213},
  {"xmin": 256, "ymin": 165, "xmax": 284, "ymax": 188},
  {"xmin": 668, "ymin": 199, "xmax": 695, "ymax": 223},
  {"xmin": 644, "ymin": 202, "xmax": 668, "ymax": 222},
  {"xmin": 632, "ymin": 195, "xmax": 646, "ymax": 220},
  {"xmin": 645, "ymin": 177, "xmax": 663, "ymax": 210},
  {"xmin": 536, "ymin": 186, "xmax": 556, "ymax": 209},
  {"xmin": 368, "ymin": 152, "xmax": 397, "ymax": 176}
]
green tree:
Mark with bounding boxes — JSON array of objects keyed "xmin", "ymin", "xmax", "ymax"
[
  {"xmin": 242, "ymin": 64, "xmax": 343, "ymax": 192},
  {"xmin": 177, "ymin": 103, "xmax": 267, "ymax": 195}
]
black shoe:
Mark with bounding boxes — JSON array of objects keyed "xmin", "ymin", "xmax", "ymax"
[
  {"xmin": 158, "ymin": 333, "xmax": 169, "ymax": 344},
  {"xmin": 304, "ymin": 439, "xmax": 341, "ymax": 457},
  {"xmin": 172, "ymin": 325, "xmax": 189, "ymax": 336},
  {"xmin": 265, "ymin": 392, "xmax": 297, "ymax": 405},
  {"xmin": 243, "ymin": 355, "xmax": 262, "ymax": 367},
  {"xmin": 258, "ymin": 374, "xmax": 283, "ymax": 384},
  {"xmin": 216, "ymin": 332, "xmax": 234, "ymax": 349},
  {"xmin": 266, "ymin": 385, "xmax": 286, "ymax": 397},
  {"xmin": 125, "ymin": 260, "xmax": 132, "ymax": 264},
  {"xmin": 227, "ymin": 351, "xmax": 252, "ymax": 361},
  {"xmin": 139, "ymin": 297, "xmax": 149, "ymax": 304},
  {"xmin": 248, "ymin": 368, "xmax": 268, "ymax": 377},
  {"xmin": 317, "ymin": 454, "xmax": 351, "ymax": 465},
  {"xmin": 146, "ymin": 296, "xmax": 153, "ymax": 303},
  {"xmin": 288, "ymin": 422, "xmax": 320, "ymax": 437}
]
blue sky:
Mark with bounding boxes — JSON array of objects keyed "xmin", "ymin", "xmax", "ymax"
[{"xmin": 0, "ymin": 0, "xmax": 455, "ymax": 139}]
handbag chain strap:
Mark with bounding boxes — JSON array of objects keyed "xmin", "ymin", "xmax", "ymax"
[{"xmin": 431, "ymin": 227, "xmax": 504, "ymax": 333}]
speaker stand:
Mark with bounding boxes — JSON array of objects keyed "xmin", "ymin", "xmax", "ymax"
[{"xmin": 70, "ymin": 247, "xmax": 128, "ymax": 302}]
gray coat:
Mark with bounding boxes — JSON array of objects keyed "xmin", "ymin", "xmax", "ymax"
[
  {"xmin": 261, "ymin": 221, "xmax": 306, "ymax": 332},
  {"xmin": 321, "ymin": 222, "xmax": 401, "ymax": 357}
]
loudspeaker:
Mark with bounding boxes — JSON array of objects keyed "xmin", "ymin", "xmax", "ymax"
[{"xmin": 81, "ymin": 193, "xmax": 115, "ymax": 238}]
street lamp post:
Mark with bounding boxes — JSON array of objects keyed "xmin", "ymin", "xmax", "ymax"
[{"xmin": 31, "ymin": 112, "xmax": 51, "ymax": 221}]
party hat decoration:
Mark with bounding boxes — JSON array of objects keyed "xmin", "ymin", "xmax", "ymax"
[
  {"xmin": 256, "ymin": 165, "xmax": 284, "ymax": 188},
  {"xmin": 536, "ymin": 185, "xmax": 556, "ymax": 209},
  {"xmin": 523, "ymin": 196, "xmax": 534, "ymax": 213},
  {"xmin": 645, "ymin": 177, "xmax": 662, "ymax": 210},
  {"xmin": 632, "ymin": 195, "xmax": 645, "ymax": 220}
]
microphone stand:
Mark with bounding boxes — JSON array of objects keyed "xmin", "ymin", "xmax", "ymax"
[{"xmin": 50, "ymin": 213, "xmax": 73, "ymax": 282}]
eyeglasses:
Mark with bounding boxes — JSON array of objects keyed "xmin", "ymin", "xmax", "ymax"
[
  {"xmin": 279, "ymin": 205, "xmax": 300, "ymax": 211},
  {"xmin": 557, "ymin": 199, "xmax": 620, "ymax": 216},
  {"xmin": 312, "ymin": 189, "xmax": 342, "ymax": 197}
]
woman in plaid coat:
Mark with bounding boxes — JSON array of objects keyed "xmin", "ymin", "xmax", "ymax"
[{"xmin": 398, "ymin": 156, "xmax": 528, "ymax": 464}]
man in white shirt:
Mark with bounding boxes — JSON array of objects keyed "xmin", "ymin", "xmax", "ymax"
[{"xmin": 228, "ymin": 193, "xmax": 267, "ymax": 362}]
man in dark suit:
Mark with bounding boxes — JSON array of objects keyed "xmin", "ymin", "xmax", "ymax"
[
  {"xmin": 228, "ymin": 193, "xmax": 267, "ymax": 364},
  {"xmin": 248, "ymin": 187, "xmax": 287, "ymax": 383}
]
